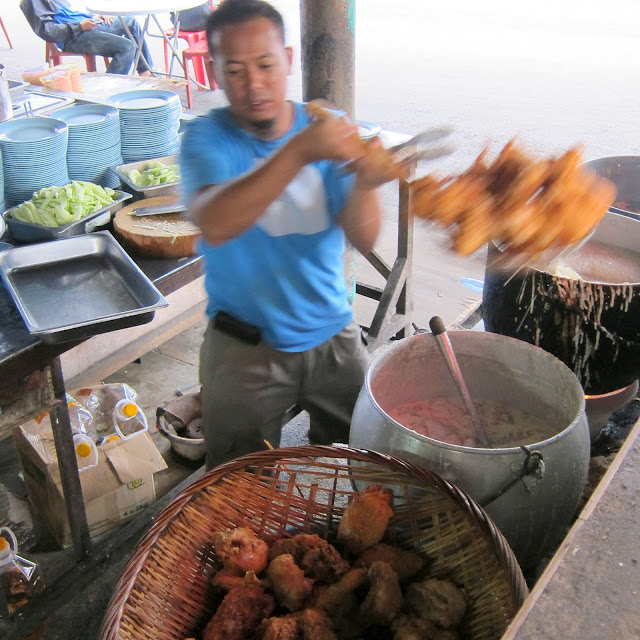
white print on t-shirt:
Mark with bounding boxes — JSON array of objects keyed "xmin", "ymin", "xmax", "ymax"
[{"xmin": 256, "ymin": 164, "xmax": 330, "ymax": 237}]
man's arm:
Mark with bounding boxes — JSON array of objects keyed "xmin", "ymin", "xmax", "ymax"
[
  {"xmin": 189, "ymin": 116, "xmax": 366, "ymax": 246},
  {"xmin": 20, "ymin": 0, "xmax": 88, "ymax": 44},
  {"xmin": 337, "ymin": 178, "xmax": 383, "ymax": 256},
  {"xmin": 336, "ymin": 138, "xmax": 397, "ymax": 255}
]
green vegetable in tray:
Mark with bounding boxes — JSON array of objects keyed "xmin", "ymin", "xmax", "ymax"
[
  {"xmin": 10, "ymin": 181, "xmax": 116, "ymax": 228},
  {"xmin": 126, "ymin": 161, "xmax": 181, "ymax": 187}
]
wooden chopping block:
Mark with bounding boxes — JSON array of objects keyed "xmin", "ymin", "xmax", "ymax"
[{"xmin": 113, "ymin": 195, "xmax": 201, "ymax": 259}]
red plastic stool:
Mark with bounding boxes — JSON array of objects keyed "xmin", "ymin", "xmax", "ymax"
[
  {"xmin": 183, "ymin": 39, "xmax": 217, "ymax": 109},
  {"xmin": 164, "ymin": 28, "xmax": 206, "ymax": 86},
  {"xmin": 45, "ymin": 42, "xmax": 110, "ymax": 72}
]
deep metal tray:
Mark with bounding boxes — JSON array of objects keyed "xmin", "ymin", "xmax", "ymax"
[
  {"xmin": 115, "ymin": 155, "xmax": 180, "ymax": 198},
  {"xmin": 0, "ymin": 231, "xmax": 168, "ymax": 344},
  {"xmin": 8, "ymin": 79, "xmax": 29, "ymax": 100},
  {"xmin": 2, "ymin": 189, "xmax": 132, "ymax": 243}
]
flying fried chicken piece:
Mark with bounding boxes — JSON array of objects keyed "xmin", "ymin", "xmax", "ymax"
[
  {"xmin": 269, "ymin": 533, "xmax": 350, "ymax": 583},
  {"xmin": 266, "ymin": 554, "xmax": 314, "ymax": 612},
  {"xmin": 337, "ymin": 485, "xmax": 394, "ymax": 554},
  {"xmin": 212, "ymin": 527, "xmax": 269, "ymax": 575},
  {"xmin": 354, "ymin": 543, "xmax": 426, "ymax": 582},
  {"xmin": 202, "ymin": 585, "xmax": 275, "ymax": 640},
  {"xmin": 360, "ymin": 561, "xmax": 403, "ymax": 626}
]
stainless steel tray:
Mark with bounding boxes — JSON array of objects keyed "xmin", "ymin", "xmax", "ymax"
[
  {"xmin": 0, "ymin": 231, "xmax": 168, "ymax": 344},
  {"xmin": 8, "ymin": 79, "xmax": 29, "ymax": 100},
  {"xmin": 115, "ymin": 155, "xmax": 180, "ymax": 198},
  {"xmin": 3, "ymin": 189, "xmax": 132, "ymax": 243}
]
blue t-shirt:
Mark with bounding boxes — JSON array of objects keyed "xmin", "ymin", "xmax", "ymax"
[{"xmin": 180, "ymin": 102, "xmax": 355, "ymax": 352}]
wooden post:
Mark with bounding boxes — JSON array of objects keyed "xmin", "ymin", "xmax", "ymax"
[
  {"xmin": 300, "ymin": 0, "xmax": 356, "ymax": 116},
  {"xmin": 300, "ymin": 0, "xmax": 357, "ymax": 299}
]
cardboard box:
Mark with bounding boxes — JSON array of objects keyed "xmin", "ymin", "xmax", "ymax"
[{"xmin": 14, "ymin": 415, "xmax": 167, "ymax": 548}]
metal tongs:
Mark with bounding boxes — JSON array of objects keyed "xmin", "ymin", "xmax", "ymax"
[
  {"xmin": 340, "ymin": 126, "xmax": 454, "ymax": 174},
  {"xmin": 388, "ymin": 126, "xmax": 455, "ymax": 166}
]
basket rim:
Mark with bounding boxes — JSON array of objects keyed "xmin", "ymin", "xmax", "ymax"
[{"xmin": 99, "ymin": 445, "xmax": 528, "ymax": 639}]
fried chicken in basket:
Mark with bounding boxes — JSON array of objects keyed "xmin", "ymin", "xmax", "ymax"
[
  {"xmin": 337, "ymin": 484, "xmax": 394, "ymax": 554},
  {"xmin": 310, "ymin": 568, "xmax": 368, "ymax": 640},
  {"xmin": 260, "ymin": 608, "xmax": 338, "ymax": 640},
  {"xmin": 212, "ymin": 527, "xmax": 269, "ymax": 575},
  {"xmin": 311, "ymin": 568, "xmax": 367, "ymax": 615},
  {"xmin": 266, "ymin": 553, "xmax": 314, "ymax": 611},
  {"xmin": 202, "ymin": 584, "xmax": 275, "ymax": 640},
  {"xmin": 405, "ymin": 577, "xmax": 469, "ymax": 630},
  {"xmin": 354, "ymin": 543, "xmax": 426, "ymax": 583},
  {"xmin": 269, "ymin": 533, "xmax": 350, "ymax": 583},
  {"xmin": 360, "ymin": 561, "xmax": 404, "ymax": 626},
  {"xmin": 196, "ymin": 485, "xmax": 472, "ymax": 640},
  {"xmin": 391, "ymin": 614, "xmax": 461, "ymax": 640},
  {"xmin": 211, "ymin": 569, "xmax": 266, "ymax": 593}
]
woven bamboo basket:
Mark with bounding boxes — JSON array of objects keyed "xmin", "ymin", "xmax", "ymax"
[{"xmin": 100, "ymin": 446, "xmax": 528, "ymax": 640}]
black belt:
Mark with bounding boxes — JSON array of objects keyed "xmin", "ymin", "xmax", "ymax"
[{"xmin": 213, "ymin": 311, "xmax": 261, "ymax": 345}]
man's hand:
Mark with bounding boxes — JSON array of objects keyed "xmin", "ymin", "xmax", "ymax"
[
  {"xmin": 351, "ymin": 137, "xmax": 401, "ymax": 189},
  {"xmin": 293, "ymin": 116, "xmax": 365, "ymax": 166},
  {"xmin": 97, "ymin": 15, "xmax": 113, "ymax": 25},
  {"xmin": 80, "ymin": 18, "xmax": 98, "ymax": 31}
]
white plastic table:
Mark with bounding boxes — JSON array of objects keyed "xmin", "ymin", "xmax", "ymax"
[{"xmin": 85, "ymin": 0, "xmax": 206, "ymax": 77}]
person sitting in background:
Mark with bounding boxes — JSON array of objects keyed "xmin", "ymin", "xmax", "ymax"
[
  {"xmin": 170, "ymin": 2, "xmax": 215, "ymax": 33},
  {"xmin": 20, "ymin": 0, "xmax": 153, "ymax": 76}
]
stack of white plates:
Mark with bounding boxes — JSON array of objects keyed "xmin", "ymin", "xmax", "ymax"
[
  {"xmin": 108, "ymin": 90, "xmax": 181, "ymax": 163},
  {"xmin": 54, "ymin": 104, "xmax": 123, "ymax": 189},
  {"xmin": 0, "ymin": 117, "xmax": 69, "ymax": 207}
]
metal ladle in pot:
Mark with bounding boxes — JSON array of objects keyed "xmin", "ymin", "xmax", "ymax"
[{"xmin": 429, "ymin": 316, "xmax": 492, "ymax": 448}]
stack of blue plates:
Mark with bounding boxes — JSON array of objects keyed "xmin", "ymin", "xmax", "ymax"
[
  {"xmin": 0, "ymin": 147, "xmax": 4, "ymax": 214},
  {"xmin": 0, "ymin": 117, "xmax": 69, "ymax": 207},
  {"xmin": 108, "ymin": 90, "xmax": 181, "ymax": 163},
  {"xmin": 54, "ymin": 104, "xmax": 123, "ymax": 189}
]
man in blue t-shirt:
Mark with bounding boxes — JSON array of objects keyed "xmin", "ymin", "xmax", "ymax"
[
  {"xmin": 181, "ymin": 0, "xmax": 393, "ymax": 469},
  {"xmin": 20, "ymin": 0, "xmax": 153, "ymax": 76}
]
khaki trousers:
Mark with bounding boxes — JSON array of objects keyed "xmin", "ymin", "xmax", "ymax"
[{"xmin": 199, "ymin": 319, "xmax": 369, "ymax": 469}]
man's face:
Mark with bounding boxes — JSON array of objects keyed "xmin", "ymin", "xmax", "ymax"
[{"xmin": 212, "ymin": 17, "xmax": 292, "ymax": 137}]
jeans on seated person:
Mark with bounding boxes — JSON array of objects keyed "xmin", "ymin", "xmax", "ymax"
[{"xmin": 62, "ymin": 16, "xmax": 152, "ymax": 75}]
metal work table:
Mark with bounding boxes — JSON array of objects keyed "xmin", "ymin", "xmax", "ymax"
[{"xmin": 0, "ymin": 250, "xmax": 204, "ymax": 561}]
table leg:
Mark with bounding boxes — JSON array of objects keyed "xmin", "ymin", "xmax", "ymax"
[
  {"xmin": 167, "ymin": 14, "xmax": 181, "ymax": 77},
  {"xmin": 117, "ymin": 14, "xmax": 152, "ymax": 75},
  {"xmin": 49, "ymin": 357, "xmax": 92, "ymax": 560},
  {"xmin": 151, "ymin": 13, "xmax": 184, "ymax": 78}
]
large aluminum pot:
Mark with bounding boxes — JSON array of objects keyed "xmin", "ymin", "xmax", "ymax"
[
  {"xmin": 349, "ymin": 331, "xmax": 590, "ymax": 571},
  {"xmin": 483, "ymin": 210, "xmax": 640, "ymax": 395},
  {"xmin": 584, "ymin": 155, "xmax": 640, "ymax": 217}
]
